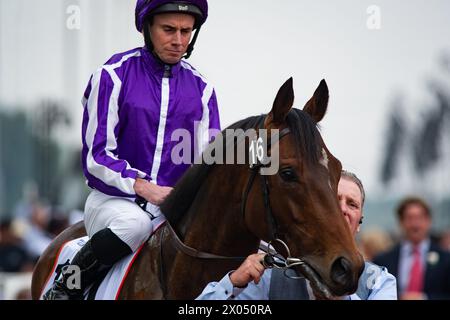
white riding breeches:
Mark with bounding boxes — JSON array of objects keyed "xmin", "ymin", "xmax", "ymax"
[{"xmin": 84, "ymin": 190, "xmax": 160, "ymax": 252}]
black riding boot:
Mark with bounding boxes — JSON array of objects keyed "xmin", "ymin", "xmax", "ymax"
[{"xmin": 43, "ymin": 228, "xmax": 132, "ymax": 300}]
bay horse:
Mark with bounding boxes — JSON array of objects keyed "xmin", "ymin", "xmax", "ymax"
[{"xmin": 32, "ymin": 78, "xmax": 364, "ymax": 300}]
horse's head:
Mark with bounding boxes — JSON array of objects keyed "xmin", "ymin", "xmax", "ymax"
[{"xmin": 245, "ymin": 78, "xmax": 364, "ymax": 298}]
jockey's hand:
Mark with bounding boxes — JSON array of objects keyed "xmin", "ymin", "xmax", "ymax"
[
  {"xmin": 229, "ymin": 253, "xmax": 266, "ymax": 288},
  {"xmin": 134, "ymin": 178, "xmax": 173, "ymax": 206}
]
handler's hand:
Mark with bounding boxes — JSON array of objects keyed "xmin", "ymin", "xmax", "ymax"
[
  {"xmin": 134, "ymin": 178, "xmax": 173, "ymax": 206},
  {"xmin": 229, "ymin": 253, "xmax": 267, "ymax": 288}
]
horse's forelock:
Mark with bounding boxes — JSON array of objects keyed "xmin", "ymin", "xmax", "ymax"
[{"xmin": 286, "ymin": 108, "xmax": 322, "ymax": 164}]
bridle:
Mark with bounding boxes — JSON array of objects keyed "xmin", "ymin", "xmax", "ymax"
[
  {"xmin": 137, "ymin": 116, "xmax": 309, "ymax": 286},
  {"xmin": 241, "ymin": 118, "xmax": 290, "ymax": 243},
  {"xmin": 240, "ymin": 117, "xmax": 306, "ymax": 279},
  {"xmin": 261, "ymin": 239, "xmax": 306, "ymax": 279}
]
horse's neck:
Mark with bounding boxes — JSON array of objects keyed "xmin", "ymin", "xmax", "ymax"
[{"xmin": 179, "ymin": 164, "xmax": 260, "ymax": 256}]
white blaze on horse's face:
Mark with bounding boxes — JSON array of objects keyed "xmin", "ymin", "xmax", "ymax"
[
  {"xmin": 319, "ymin": 148, "xmax": 329, "ymax": 170},
  {"xmin": 319, "ymin": 148, "xmax": 333, "ymax": 190}
]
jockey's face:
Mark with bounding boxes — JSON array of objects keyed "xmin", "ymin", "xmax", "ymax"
[
  {"xmin": 338, "ymin": 178, "xmax": 363, "ymax": 236},
  {"xmin": 149, "ymin": 13, "xmax": 195, "ymax": 64}
]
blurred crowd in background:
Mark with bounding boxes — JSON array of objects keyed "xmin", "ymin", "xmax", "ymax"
[{"xmin": 0, "ymin": 190, "xmax": 84, "ymax": 299}]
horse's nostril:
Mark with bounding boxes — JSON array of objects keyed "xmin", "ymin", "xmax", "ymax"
[{"xmin": 330, "ymin": 257, "xmax": 352, "ymax": 286}]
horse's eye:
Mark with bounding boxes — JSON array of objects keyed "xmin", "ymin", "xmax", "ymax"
[{"xmin": 279, "ymin": 167, "xmax": 298, "ymax": 182}]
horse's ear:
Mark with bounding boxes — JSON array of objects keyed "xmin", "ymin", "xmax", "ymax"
[
  {"xmin": 303, "ymin": 79, "xmax": 329, "ymax": 123},
  {"xmin": 267, "ymin": 77, "xmax": 295, "ymax": 125}
]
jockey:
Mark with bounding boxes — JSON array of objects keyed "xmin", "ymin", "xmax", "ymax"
[{"xmin": 44, "ymin": 0, "xmax": 220, "ymax": 300}]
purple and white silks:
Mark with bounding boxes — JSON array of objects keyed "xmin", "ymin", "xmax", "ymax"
[{"xmin": 81, "ymin": 47, "xmax": 220, "ymax": 198}]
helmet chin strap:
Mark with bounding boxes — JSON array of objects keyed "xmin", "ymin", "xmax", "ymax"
[
  {"xmin": 183, "ymin": 26, "xmax": 201, "ymax": 59},
  {"xmin": 143, "ymin": 20, "xmax": 156, "ymax": 56},
  {"xmin": 143, "ymin": 19, "xmax": 201, "ymax": 62}
]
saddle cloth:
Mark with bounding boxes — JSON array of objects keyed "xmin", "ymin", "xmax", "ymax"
[{"xmin": 40, "ymin": 215, "xmax": 166, "ymax": 300}]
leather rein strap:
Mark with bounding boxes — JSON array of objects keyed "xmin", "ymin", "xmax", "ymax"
[{"xmin": 165, "ymin": 222, "xmax": 246, "ymax": 261}]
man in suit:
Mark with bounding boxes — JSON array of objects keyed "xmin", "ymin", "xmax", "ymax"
[{"xmin": 373, "ymin": 197, "xmax": 450, "ymax": 300}]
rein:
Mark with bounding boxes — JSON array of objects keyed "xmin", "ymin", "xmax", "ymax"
[{"xmin": 165, "ymin": 222, "xmax": 246, "ymax": 261}]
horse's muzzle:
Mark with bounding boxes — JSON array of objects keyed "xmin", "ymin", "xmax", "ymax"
[{"xmin": 330, "ymin": 256, "xmax": 360, "ymax": 295}]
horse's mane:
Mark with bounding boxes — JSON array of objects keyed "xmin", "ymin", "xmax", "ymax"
[{"xmin": 160, "ymin": 108, "xmax": 321, "ymax": 229}]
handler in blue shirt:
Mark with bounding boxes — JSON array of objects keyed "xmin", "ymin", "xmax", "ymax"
[{"xmin": 197, "ymin": 171, "xmax": 397, "ymax": 300}]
